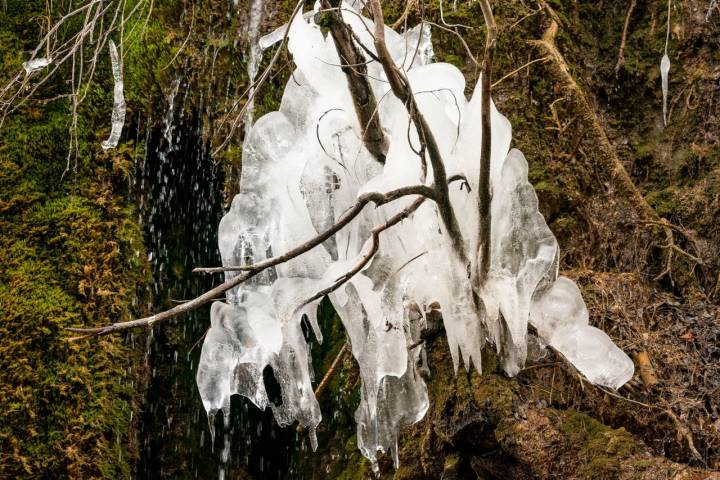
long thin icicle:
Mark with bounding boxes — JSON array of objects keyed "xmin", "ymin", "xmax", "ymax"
[
  {"xmin": 661, "ymin": 0, "xmax": 671, "ymax": 127},
  {"xmin": 101, "ymin": 40, "xmax": 126, "ymax": 150}
]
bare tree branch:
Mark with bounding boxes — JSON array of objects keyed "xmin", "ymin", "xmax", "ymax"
[
  {"xmin": 477, "ymin": 0, "xmax": 497, "ymax": 284},
  {"xmin": 615, "ymin": 0, "xmax": 637, "ymax": 75},
  {"xmin": 297, "ymin": 195, "xmax": 426, "ymax": 309},
  {"xmin": 314, "ymin": 342, "xmax": 350, "ymax": 397}
]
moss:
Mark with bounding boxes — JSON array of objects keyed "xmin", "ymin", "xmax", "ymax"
[
  {"xmin": 0, "ymin": 2, "xmax": 151, "ymax": 477},
  {"xmin": 557, "ymin": 410, "xmax": 641, "ymax": 477},
  {"xmin": 646, "ymin": 186, "xmax": 682, "ymax": 217}
]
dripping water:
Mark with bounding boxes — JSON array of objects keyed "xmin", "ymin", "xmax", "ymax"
[{"xmin": 133, "ymin": 51, "xmax": 296, "ymax": 480}]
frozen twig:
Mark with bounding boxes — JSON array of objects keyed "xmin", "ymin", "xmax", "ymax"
[
  {"xmin": 321, "ymin": 0, "xmax": 389, "ymax": 163},
  {"xmin": 298, "ymin": 196, "xmax": 426, "ymax": 308}
]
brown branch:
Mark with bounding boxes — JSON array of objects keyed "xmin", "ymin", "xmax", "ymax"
[
  {"xmin": 67, "ymin": 185, "xmax": 435, "ymax": 339},
  {"xmin": 615, "ymin": 0, "xmax": 637, "ymax": 75},
  {"xmin": 492, "ymin": 56, "xmax": 549, "ymax": 89},
  {"xmin": 390, "ymin": 0, "xmax": 417, "ymax": 30},
  {"xmin": 297, "ymin": 195, "xmax": 426, "ymax": 309},
  {"xmin": 531, "ymin": 16, "xmax": 675, "ymax": 279},
  {"xmin": 477, "ymin": 0, "xmax": 496, "ymax": 284},
  {"xmin": 314, "ymin": 342, "xmax": 350, "ymax": 397},
  {"xmin": 195, "ymin": 175, "xmax": 467, "ymax": 274}
]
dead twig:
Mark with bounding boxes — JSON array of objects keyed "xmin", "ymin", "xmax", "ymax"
[
  {"xmin": 615, "ymin": 0, "xmax": 637, "ymax": 75},
  {"xmin": 492, "ymin": 56, "xmax": 549, "ymax": 89}
]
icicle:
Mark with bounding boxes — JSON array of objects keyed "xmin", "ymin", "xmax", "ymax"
[
  {"xmin": 661, "ymin": 0, "xmax": 671, "ymax": 127},
  {"xmin": 22, "ymin": 57, "xmax": 52, "ymax": 75},
  {"xmin": 101, "ymin": 40, "xmax": 126, "ymax": 150},
  {"xmin": 707, "ymin": 0, "xmax": 719, "ymax": 22},
  {"xmin": 258, "ymin": 11, "xmax": 315, "ymax": 51}
]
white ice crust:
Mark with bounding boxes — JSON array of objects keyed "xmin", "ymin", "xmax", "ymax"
[
  {"xmin": 22, "ymin": 56, "xmax": 52, "ymax": 75},
  {"xmin": 197, "ymin": 4, "xmax": 634, "ymax": 471}
]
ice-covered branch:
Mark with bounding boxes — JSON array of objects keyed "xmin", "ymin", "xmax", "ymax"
[
  {"xmin": 297, "ymin": 195, "xmax": 426, "ymax": 308},
  {"xmin": 66, "ymin": 184, "xmax": 434, "ymax": 339},
  {"xmin": 368, "ymin": 0, "xmax": 467, "ymax": 263},
  {"xmin": 477, "ymin": 0, "xmax": 496, "ymax": 283},
  {"xmin": 320, "ymin": 0, "xmax": 389, "ymax": 163}
]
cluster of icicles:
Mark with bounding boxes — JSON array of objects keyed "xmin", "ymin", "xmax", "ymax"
[{"xmin": 196, "ymin": 4, "xmax": 634, "ymax": 472}]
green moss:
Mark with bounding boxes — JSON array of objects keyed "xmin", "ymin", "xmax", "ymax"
[
  {"xmin": 646, "ymin": 186, "xmax": 681, "ymax": 217},
  {"xmin": 0, "ymin": 2, "xmax": 150, "ymax": 477},
  {"xmin": 557, "ymin": 410, "xmax": 641, "ymax": 476}
]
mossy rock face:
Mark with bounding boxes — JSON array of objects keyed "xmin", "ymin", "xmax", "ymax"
[{"xmin": 0, "ymin": 2, "xmax": 151, "ymax": 477}]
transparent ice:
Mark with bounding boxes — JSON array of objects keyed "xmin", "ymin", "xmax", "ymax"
[
  {"xmin": 101, "ymin": 40, "xmax": 125, "ymax": 150},
  {"xmin": 661, "ymin": 53, "xmax": 670, "ymax": 127},
  {"xmin": 661, "ymin": 0, "xmax": 671, "ymax": 127},
  {"xmin": 197, "ymin": 4, "xmax": 634, "ymax": 471}
]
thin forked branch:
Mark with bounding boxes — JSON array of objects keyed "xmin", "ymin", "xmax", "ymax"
[{"xmin": 298, "ymin": 196, "xmax": 426, "ymax": 309}]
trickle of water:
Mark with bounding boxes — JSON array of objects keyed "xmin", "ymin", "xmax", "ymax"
[{"xmin": 207, "ymin": 412, "xmax": 217, "ymax": 451}]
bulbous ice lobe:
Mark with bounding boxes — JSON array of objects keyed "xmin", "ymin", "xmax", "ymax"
[{"xmin": 196, "ymin": 4, "xmax": 634, "ymax": 470}]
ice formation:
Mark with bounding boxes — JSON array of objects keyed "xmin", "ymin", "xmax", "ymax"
[
  {"xmin": 197, "ymin": 4, "xmax": 634, "ymax": 471},
  {"xmin": 661, "ymin": 53, "xmax": 670, "ymax": 127},
  {"xmin": 707, "ymin": 0, "xmax": 718, "ymax": 22},
  {"xmin": 22, "ymin": 56, "xmax": 52, "ymax": 75},
  {"xmin": 661, "ymin": 0, "xmax": 671, "ymax": 127},
  {"xmin": 101, "ymin": 40, "xmax": 125, "ymax": 150}
]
